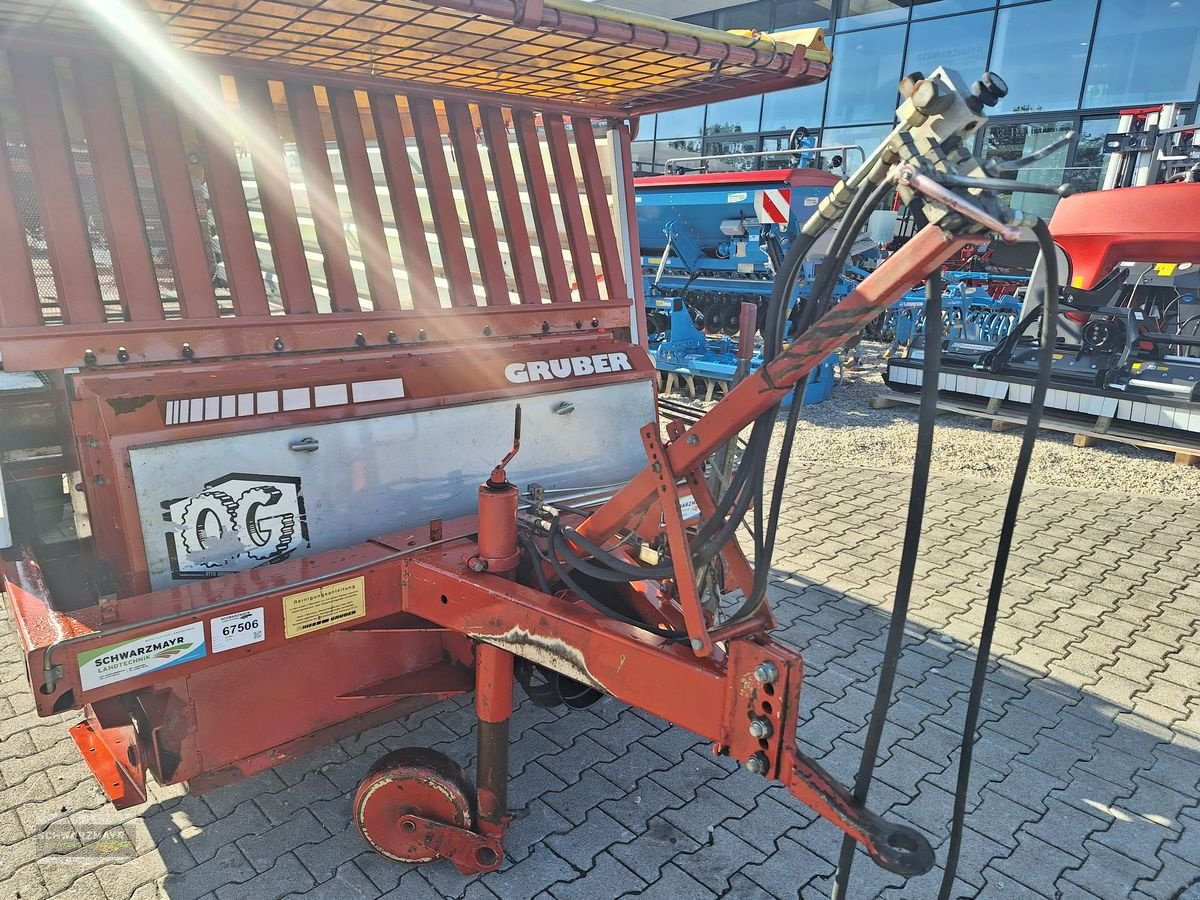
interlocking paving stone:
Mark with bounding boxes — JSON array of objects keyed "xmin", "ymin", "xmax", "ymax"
[{"xmin": 2, "ymin": 463, "xmax": 1199, "ymax": 898}]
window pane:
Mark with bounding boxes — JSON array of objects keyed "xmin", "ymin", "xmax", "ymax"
[
  {"xmin": 716, "ymin": 1, "xmax": 774, "ymax": 31},
  {"xmin": 762, "ymin": 83, "xmax": 827, "ymax": 131},
  {"xmin": 655, "ymin": 104, "xmax": 706, "ymax": 140},
  {"xmin": 702, "ymin": 136, "xmax": 761, "ymax": 172},
  {"xmin": 824, "ymin": 27, "xmax": 904, "ymax": 125},
  {"xmin": 761, "ymin": 132, "xmax": 822, "ymax": 168},
  {"xmin": 630, "ymin": 140, "xmax": 656, "ymax": 177},
  {"xmin": 911, "ymin": 0, "xmax": 995, "ymax": 18},
  {"xmin": 774, "ymin": 0, "xmax": 835, "ymax": 29},
  {"xmin": 990, "ymin": 0, "xmax": 1095, "ymax": 114},
  {"xmin": 820, "ymin": 123, "xmax": 892, "ymax": 174},
  {"xmin": 1084, "ymin": 0, "xmax": 1200, "ymax": 108},
  {"xmin": 704, "ymin": 95, "xmax": 763, "ymax": 135},
  {"xmin": 837, "ymin": 0, "xmax": 909, "ymax": 29},
  {"xmin": 981, "ymin": 119, "xmax": 1074, "ymax": 219},
  {"xmin": 904, "ymin": 10, "xmax": 993, "ymax": 82},
  {"xmin": 658, "ymin": 138, "xmax": 704, "ymax": 173},
  {"xmin": 1067, "ymin": 116, "xmax": 1118, "ymax": 194}
]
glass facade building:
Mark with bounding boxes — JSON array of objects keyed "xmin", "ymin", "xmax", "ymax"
[{"xmin": 627, "ymin": 0, "xmax": 1200, "ymax": 214}]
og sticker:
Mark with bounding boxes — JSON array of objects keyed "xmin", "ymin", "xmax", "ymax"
[{"xmin": 78, "ymin": 622, "xmax": 206, "ymax": 691}]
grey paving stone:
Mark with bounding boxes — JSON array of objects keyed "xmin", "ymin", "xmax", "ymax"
[
  {"xmin": 159, "ymin": 843, "xmax": 256, "ymax": 900},
  {"xmin": 254, "ymin": 772, "xmax": 342, "ymax": 826},
  {"xmin": 477, "ymin": 844, "xmax": 576, "ymax": 899},
  {"xmin": 609, "ymin": 816, "xmax": 701, "ymax": 883},
  {"xmin": 602, "ymin": 774, "xmax": 691, "ymax": 835},
  {"xmin": 548, "ymin": 851, "xmax": 648, "ymax": 900},
  {"xmin": 1059, "ymin": 838, "xmax": 1158, "ymax": 899},
  {"xmin": 503, "ymin": 798, "xmax": 572, "ymax": 865},
  {"xmin": 237, "ymin": 807, "xmax": 328, "ymax": 873},
  {"xmin": 593, "ymin": 743, "xmax": 675, "ymax": 792},
  {"xmin": 294, "ymin": 826, "xmax": 367, "ymax": 883},
  {"xmin": 537, "ymin": 734, "xmax": 616, "ymax": 787},
  {"xmin": 545, "ymin": 806, "xmax": 630, "ymax": 868},
  {"xmin": 181, "ymin": 799, "xmax": 271, "ymax": 866},
  {"xmin": 215, "ymin": 851, "xmax": 314, "ymax": 900},
  {"xmin": 659, "ymin": 783, "xmax": 746, "ymax": 844},
  {"xmin": 620, "ymin": 861, "xmax": 716, "ymax": 899},
  {"xmin": 201, "ymin": 770, "xmax": 286, "ymax": 819},
  {"xmin": 586, "ymin": 709, "xmax": 665, "ymax": 755},
  {"xmin": 540, "ymin": 767, "xmax": 625, "ymax": 827},
  {"xmin": 297, "ymin": 859, "xmax": 384, "ymax": 899},
  {"xmin": 668, "ymin": 825, "xmax": 766, "ymax": 894}
]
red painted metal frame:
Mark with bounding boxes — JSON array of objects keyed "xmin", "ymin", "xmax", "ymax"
[
  {"xmin": 329, "ymin": 86, "xmax": 402, "ymax": 312},
  {"xmin": 0, "ymin": 5, "xmax": 829, "ymax": 120},
  {"xmin": 571, "ymin": 114, "xmax": 626, "ymax": 295},
  {"xmin": 512, "ymin": 109, "xmax": 573, "ymax": 305},
  {"xmin": 8, "ymin": 50, "xmax": 106, "ymax": 324},
  {"xmin": 581, "ymin": 227, "xmax": 979, "ymax": 544},
  {"xmin": 446, "ymin": 101, "xmax": 510, "ymax": 308},
  {"xmin": 235, "ymin": 75, "xmax": 320, "ymax": 315},
  {"xmin": 544, "ymin": 114, "xmax": 600, "ymax": 301},
  {"xmin": 3, "ymin": 226, "xmax": 972, "ymax": 878},
  {"xmin": 55, "ymin": 333, "xmax": 649, "ymax": 596},
  {"xmin": 0, "ymin": 303, "xmax": 631, "ymax": 372},
  {"xmin": 576, "ymin": 227, "xmax": 981, "ymax": 654},
  {"xmin": 286, "ymin": 82, "xmax": 360, "ymax": 313},
  {"xmin": 370, "ymin": 92, "xmax": 441, "ymax": 311},
  {"xmin": 0, "ymin": 113, "xmax": 41, "ymax": 328},
  {"xmin": 72, "ymin": 58, "xmax": 162, "ymax": 323},
  {"xmin": 480, "ymin": 106, "xmax": 542, "ymax": 307},
  {"xmin": 0, "ymin": 47, "xmax": 638, "ymax": 367},
  {"xmin": 409, "ymin": 95, "xmax": 477, "ymax": 308},
  {"xmin": 197, "ymin": 74, "xmax": 273, "ymax": 318},
  {"xmin": 134, "ymin": 78, "xmax": 222, "ymax": 320}
]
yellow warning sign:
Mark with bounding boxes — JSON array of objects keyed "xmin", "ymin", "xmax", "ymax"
[
  {"xmin": 283, "ymin": 576, "xmax": 366, "ymax": 639},
  {"xmin": 1154, "ymin": 263, "xmax": 1178, "ymax": 276}
]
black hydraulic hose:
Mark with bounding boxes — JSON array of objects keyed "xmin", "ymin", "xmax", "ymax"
[
  {"xmin": 550, "ymin": 179, "xmax": 888, "ymax": 625},
  {"xmin": 935, "ymin": 219, "xmax": 1059, "ymax": 899},
  {"xmin": 518, "ymin": 532, "xmax": 554, "ymax": 595},
  {"xmin": 724, "ymin": 179, "xmax": 895, "ymax": 628},
  {"xmin": 545, "ymin": 519, "xmax": 689, "ymax": 640},
  {"xmin": 831, "ymin": 269, "xmax": 945, "ymax": 900}
]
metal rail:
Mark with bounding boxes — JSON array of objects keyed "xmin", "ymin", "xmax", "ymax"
[{"xmin": 663, "ymin": 143, "xmax": 866, "ymax": 171}]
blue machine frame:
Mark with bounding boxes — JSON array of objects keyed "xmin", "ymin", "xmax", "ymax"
[{"xmin": 636, "ymin": 164, "xmax": 871, "ymax": 403}]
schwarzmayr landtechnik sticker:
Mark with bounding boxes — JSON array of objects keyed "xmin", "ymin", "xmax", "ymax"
[{"xmin": 78, "ymin": 622, "xmax": 207, "ymax": 691}]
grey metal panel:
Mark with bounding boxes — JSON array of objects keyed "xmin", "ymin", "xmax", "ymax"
[{"xmin": 130, "ymin": 380, "xmax": 657, "ymax": 589}]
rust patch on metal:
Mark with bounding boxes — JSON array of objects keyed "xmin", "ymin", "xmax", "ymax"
[
  {"xmin": 469, "ymin": 626, "xmax": 605, "ymax": 692},
  {"xmin": 106, "ymin": 394, "xmax": 154, "ymax": 415}
]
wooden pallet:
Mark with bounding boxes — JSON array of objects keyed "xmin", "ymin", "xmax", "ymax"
[{"xmin": 869, "ymin": 392, "xmax": 1200, "ymax": 467}]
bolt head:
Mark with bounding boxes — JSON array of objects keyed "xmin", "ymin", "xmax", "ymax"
[
  {"xmin": 469, "ymin": 557, "xmax": 488, "ymax": 573},
  {"xmin": 753, "ymin": 661, "xmax": 778, "ymax": 684},
  {"xmin": 686, "ymin": 434, "xmax": 699, "ymax": 445},
  {"xmin": 744, "ymin": 752, "xmax": 768, "ymax": 776},
  {"xmin": 748, "ymin": 717, "xmax": 773, "ymax": 739},
  {"xmin": 690, "ymin": 638, "xmax": 704, "ymax": 651}
]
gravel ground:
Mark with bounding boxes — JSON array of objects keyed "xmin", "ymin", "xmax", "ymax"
[{"xmin": 667, "ymin": 343, "xmax": 1200, "ymax": 502}]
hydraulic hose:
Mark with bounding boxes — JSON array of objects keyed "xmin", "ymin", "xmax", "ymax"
[
  {"xmin": 935, "ymin": 219, "xmax": 1059, "ymax": 899},
  {"xmin": 832, "ymin": 268, "xmax": 945, "ymax": 900}
]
